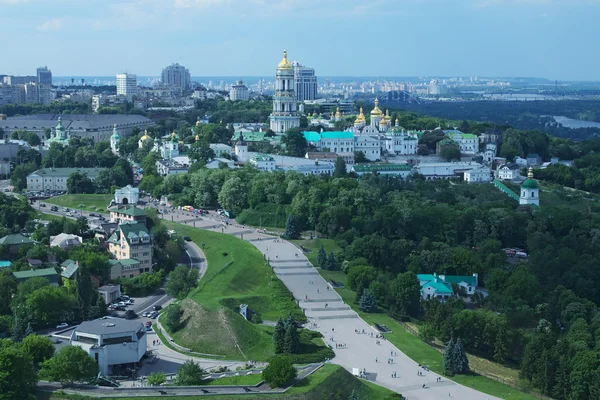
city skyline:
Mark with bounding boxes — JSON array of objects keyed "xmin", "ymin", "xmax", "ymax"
[{"xmin": 0, "ymin": 0, "xmax": 599, "ymax": 80}]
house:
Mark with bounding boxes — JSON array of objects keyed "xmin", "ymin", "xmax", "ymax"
[
  {"xmin": 98, "ymin": 284, "xmax": 121, "ymax": 305},
  {"xmin": 527, "ymin": 154, "xmax": 542, "ymax": 166},
  {"xmin": 13, "ymin": 267, "xmax": 59, "ymax": 286},
  {"xmin": 108, "ymin": 205, "xmax": 146, "ymax": 225},
  {"xmin": 352, "ymin": 164, "xmax": 412, "ymax": 178},
  {"xmin": 50, "ymin": 233, "xmax": 83, "ymax": 250},
  {"xmin": 69, "ymin": 318, "xmax": 147, "ymax": 376},
  {"xmin": 497, "ymin": 163, "xmax": 521, "ymax": 181},
  {"xmin": 60, "ymin": 259, "xmax": 79, "ymax": 288},
  {"xmin": 107, "ymin": 222, "xmax": 152, "ymax": 276},
  {"xmin": 464, "ymin": 167, "xmax": 491, "ymax": 183},
  {"xmin": 0, "ymin": 234, "xmax": 35, "ymax": 254},
  {"xmin": 108, "ymin": 259, "xmax": 144, "ymax": 280},
  {"xmin": 417, "ymin": 273, "xmax": 479, "ymax": 301}
]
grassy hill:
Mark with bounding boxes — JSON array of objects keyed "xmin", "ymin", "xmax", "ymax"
[
  {"xmin": 45, "ymin": 194, "xmax": 113, "ymax": 213},
  {"xmin": 236, "ymin": 203, "xmax": 290, "ymax": 229}
]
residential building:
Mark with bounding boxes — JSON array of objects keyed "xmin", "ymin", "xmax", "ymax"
[
  {"xmin": 292, "ymin": 62, "xmax": 317, "ymax": 101},
  {"xmin": 114, "ymin": 185, "xmax": 139, "ymax": 205},
  {"xmin": 36, "ymin": 66, "xmax": 52, "ymax": 85},
  {"xmin": 27, "ymin": 168, "xmax": 106, "ymax": 192},
  {"xmin": 107, "ymin": 222, "xmax": 152, "ymax": 274},
  {"xmin": 13, "ymin": 267, "xmax": 59, "ymax": 286},
  {"xmin": 108, "ymin": 259, "xmax": 144, "ymax": 279},
  {"xmin": 108, "ymin": 205, "xmax": 146, "ymax": 225},
  {"xmin": 156, "ymin": 159, "xmax": 188, "ymax": 176},
  {"xmin": 270, "ymin": 50, "xmax": 300, "ymax": 133},
  {"xmin": 520, "ymin": 167, "xmax": 540, "ymax": 206},
  {"xmin": 98, "ymin": 284, "xmax": 121, "ymax": 305},
  {"xmin": 3, "ymin": 75, "xmax": 36, "ymax": 85},
  {"xmin": 94, "ymin": 223, "xmax": 118, "ymax": 243},
  {"xmin": 0, "ymin": 114, "xmax": 153, "ymax": 142},
  {"xmin": 50, "ymin": 233, "xmax": 82, "ymax": 250},
  {"xmin": 464, "ymin": 167, "xmax": 492, "ymax": 183},
  {"xmin": 116, "ymin": 73, "xmax": 137, "ymax": 99},
  {"xmin": 0, "ymin": 233, "xmax": 36, "ymax": 254},
  {"xmin": 69, "ymin": 318, "xmax": 147, "ymax": 376},
  {"xmin": 60, "ymin": 259, "xmax": 79, "ymax": 288},
  {"xmin": 427, "ymin": 79, "xmax": 448, "ymax": 95},
  {"xmin": 250, "ymin": 154, "xmax": 276, "ymax": 171},
  {"xmin": 229, "ymin": 80, "xmax": 249, "ymax": 101},
  {"xmin": 352, "ymin": 164, "xmax": 412, "ymax": 178},
  {"xmin": 417, "ymin": 273, "xmax": 479, "ymax": 301},
  {"xmin": 161, "ymin": 63, "xmax": 191, "ymax": 90},
  {"xmin": 497, "ymin": 163, "xmax": 521, "ymax": 181}
]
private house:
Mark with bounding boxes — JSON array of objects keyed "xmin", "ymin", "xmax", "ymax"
[
  {"xmin": 69, "ymin": 318, "xmax": 147, "ymax": 376},
  {"xmin": 108, "ymin": 205, "xmax": 147, "ymax": 225},
  {"xmin": 50, "ymin": 233, "xmax": 83, "ymax": 250},
  {"xmin": 107, "ymin": 222, "xmax": 152, "ymax": 277},
  {"xmin": 108, "ymin": 259, "xmax": 144, "ymax": 280},
  {"xmin": 60, "ymin": 259, "xmax": 79, "ymax": 288},
  {"xmin": 0, "ymin": 233, "xmax": 36, "ymax": 254},
  {"xmin": 13, "ymin": 267, "xmax": 59, "ymax": 286},
  {"xmin": 417, "ymin": 273, "xmax": 479, "ymax": 301}
]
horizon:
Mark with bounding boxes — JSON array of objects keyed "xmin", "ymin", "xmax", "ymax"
[{"xmin": 1, "ymin": 0, "xmax": 599, "ymax": 80}]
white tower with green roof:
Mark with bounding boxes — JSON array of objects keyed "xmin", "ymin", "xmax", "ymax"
[
  {"xmin": 520, "ymin": 167, "xmax": 539, "ymax": 206},
  {"xmin": 110, "ymin": 124, "xmax": 120, "ymax": 154}
]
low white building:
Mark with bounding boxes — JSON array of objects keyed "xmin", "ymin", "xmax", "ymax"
[
  {"xmin": 414, "ymin": 162, "xmax": 483, "ymax": 180},
  {"xmin": 27, "ymin": 168, "xmax": 106, "ymax": 192},
  {"xmin": 352, "ymin": 164, "xmax": 412, "ymax": 178},
  {"xmin": 250, "ymin": 154, "xmax": 276, "ymax": 171},
  {"xmin": 444, "ymin": 130, "xmax": 478, "ymax": 154},
  {"xmin": 70, "ymin": 318, "xmax": 147, "ymax": 376},
  {"xmin": 114, "ymin": 185, "xmax": 139, "ymax": 205},
  {"xmin": 483, "ymin": 144, "xmax": 497, "ymax": 163},
  {"xmin": 464, "ymin": 167, "xmax": 491, "ymax": 183},
  {"xmin": 354, "ymin": 135, "xmax": 381, "ymax": 161},
  {"xmin": 210, "ymin": 143, "xmax": 233, "ymax": 158},
  {"xmin": 98, "ymin": 284, "xmax": 121, "ymax": 305},
  {"xmin": 285, "ymin": 162, "xmax": 334, "ymax": 176},
  {"xmin": 497, "ymin": 163, "xmax": 521, "ymax": 180},
  {"xmin": 156, "ymin": 159, "xmax": 188, "ymax": 176}
]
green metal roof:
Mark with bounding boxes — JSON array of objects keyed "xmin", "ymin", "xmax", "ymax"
[
  {"xmin": 303, "ymin": 131, "xmax": 321, "ymax": 142},
  {"xmin": 29, "ymin": 168, "xmax": 106, "ymax": 179},
  {"xmin": 110, "ymin": 258, "xmax": 140, "ymax": 266},
  {"xmin": 353, "ymin": 164, "xmax": 411, "ymax": 173},
  {"xmin": 0, "ymin": 234, "xmax": 35, "ymax": 246},
  {"xmin": 61, "ymin": 260, "xmax": 79, "ymax": 279},
  {"xmin": 441, "ymin": 275, "xmax": 477, "ymax": 286},
  {"xmin": 321, "ymin": 131, "xmax": 353, "ymax": 140},
  {"xmin": 422, "ymin": 280, "xmax": 453, "ymax": 294},
  {"xmin": 522, "ymin": 179, "xmax": 539, "ymax": 189},
  {"xmin": 459, "ymin": 134, "xmax": 477, "ymax": 139},
  {"xmin": 13, "ymin": 267, "xmax": 58, "ymax": 280},
  {"xmin": 118, "ymin": 222, "xmax": 150, "ymax": 245},
  {"xmin": 251, "ymin": 154, "xmax": 275, "ymax": 162},
  {"xmin": 109, "ymin": 205, "xmax": 147, "ymax": 217}
]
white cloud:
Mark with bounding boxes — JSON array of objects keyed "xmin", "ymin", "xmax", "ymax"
[{"xmin": 36, "ymin": 18, "xmax": 63, "ymax": 31}]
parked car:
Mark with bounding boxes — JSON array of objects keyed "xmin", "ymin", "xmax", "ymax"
[
  {"xmin": 183, "ymin": 236, "xmax": 192, "ymax": 242},
  {"xmin": 143, "ymin": 312, "xmax": 150, "ymax": 317},
  {"xmin": 56, "ymin": 323, "xmax": 69, "ymax": 330},
  {"xmin": 50, "ymin": 206, "xmax": 58, "ymax": 212},
  {"xmin": 40, "ymin": 203, "xmax": 46, "ymax": 207},
  {"xmin": 145, "ymin": 321, "xmax": 152, "ymax": 327},
  {"xmin": 152, "ymin": 305, "xmax": 162, "ymax": 311},
  {"xmin": 150, "ymin": 311, "xmax": 159, "ymax": 319}
]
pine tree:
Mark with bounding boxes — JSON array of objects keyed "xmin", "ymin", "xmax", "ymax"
[
  {"xmin": 452, "ymin": 338, "xmax": 470, "ymax": 374},
  {"xmin": 317, "ymin": 245, "xmax": 327, "ymax": 269},
  {"xmin": 443, "ymin": 338, "xmax": 456, "ymax": 375},
  {"xmin": 493, "ymin": 326, "xmax": 507, "ymax": 363},
  {"xmin": 283, "ymin": 316, "xmax": 299, "ymax": 354},
  {"xmin": 327, "ymin": 251, "xmax": 337, "ymax": 271},
  {"xmin": 283, "ymin": 214, "xmax": 301, "ymax": 240},
  {"xmin": 76, "ymin": 264, "xmax": 94, "ymax": 321},
  {"xmin": 358, "ymin": 289, "xmax": 377, "ymax": 313},
  {"xmin": 273, "ymin": 317, "xmax": 285, "ymax": 354}
]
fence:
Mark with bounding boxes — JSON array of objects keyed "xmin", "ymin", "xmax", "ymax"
[{"xmin": 395, "ymin": 320, "xmax": 554, "ymax": 400}]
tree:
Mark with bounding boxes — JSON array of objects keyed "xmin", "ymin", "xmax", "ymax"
[
  {"xmin": 283, "ymin": 316, "xmax": 300, "ymax": 354},
  {"xmin": 188, "ymin": 140, "xmax": 215, "ymax": 166},
  {"xmin": 358, "ymin": 289, "xmax": 377, "ymax": 312},
  {"xmin": 175, "ymin": 359, "xmax": 205, "ymax": 385},
  {"xmin": 165, "ymin": 304, "xmax": 183, "ymax": 332},
  {"xmin": 417, "ymin": 144, "xmax": 430, "ymax": 156},
  {"xmin": 21, "ymin": 334, "xmax": 55, "ymax": 364},
  {"xmin": 75, "ymin": 264, "xmax": 94, "ymax": 321},
  {"xmin": 326, "ymin": 251, "xmax": 338, "ymax": 271},
  {"xmin": 333, "ymin": 157, "xmax": 347, "ymax": 177},
  {"xmin": 40, "ymin": 345, "xmax": 99, "ymax": 385},
  {"xmin": 317, "ymin": 245, "xmax": 327, "ymax": 269},
  {"xmin": 262, "ymin": 356, "xmax": 297, "ymax": 388},
  {"xmin": 389, "ymin": 272, "xmax": 421, "ymax": 316},
  {"xmin": 147, "ymin": 371, "xmax": 166, "ymax": 386},
  {"xmin": 418, "ymin": 323, "xmax": 436, "ymax": 343},
  {"xmin": 0, "ymin": 344, "xmax": 38, "ymax": 400},
  {"xmin": 282, "ymin": 128, "xmax": 307, "ymax": 157},
  {"xmin": 166, "ymin": 265, "xmax": 197, "ymax": 299},
  {"xmin": 273, "ymin": 317, "xmax": 285, "ymax": 354},
  {"xmin": 444, "ymin": 338, "xmax": 470, "ymax": 376},
  {"xmin": 458, "ymin": 120, "xmax": 471, "ymax": 133},
  {"xmin": 66, "ymin": 172, "xmax": 95, "ymax": 194},
  {"xmin": 10, "ymin": 162, "xmax": 37, "ymax": 191},
  {"xmin": 0, "ymin": 270, "xmax": 17, "ymax": 315},
  {"xmin": 439, "ymin": 143, "xmax": 461, "ymax": 161},
  {"xmin": 354, "ymin": 151, "xmax": 367, "ymax": 163},
  {"xmin": 443, "ymin": 338, "xmax": 456, "ymax": 375},
  {"xmin": 283, "ymin": 214, "xmax": 301, "ymax": 240},
  {"xmin": 218, "ymin": 176, "xmax": 247, "ymax": 215}
]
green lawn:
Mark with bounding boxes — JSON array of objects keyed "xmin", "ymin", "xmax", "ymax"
[
  {"xmin": 204, "ymin": 373, "xmax": 262, "ymax": 386},
  {"xmin": 45, "ymin": 194, "xmax": 113, "ymax": 213},
  {"xmin": 291, "ymin": 238, "xmax": 342, "ymax": 267},
  {"xmin": 236, "ymin": 203, "xmax": 290, "ymax": 229}
]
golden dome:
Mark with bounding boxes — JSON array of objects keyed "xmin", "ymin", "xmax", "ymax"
[
  {"xmin": 277, "ymin": 50, "xmax": 293, "ymax": 70},
  {"xmin": 354, "ymin": 107, "xmax": 366, "ymax": 124},
  {"xmin": 196, "ymin": 116, "xmax": 201, "ymax": 127},
  {"xmin": 370, "ymin": 98, "xmax": 383, "ymax": 116},
  {"xmin": 140, "ymin": 130, "xmax": 151, "ymax": 141},
  {"xmin": 335, "ymin": 107, "xmax": 341, "ymax": 118},
  {"xmin": 380, "ymin": 118, "xmax": 388, "ymax": 126},
  {"xmin": 528, "ymin": 167, "xmax": 534, "ymax": 179},
  {"xmin": 385, "ymin": 109, "xmax": 391, "ymax": 122},
  {"xmin": 195, "ymin": 134, "xmax": 200, "ymax": 141}
]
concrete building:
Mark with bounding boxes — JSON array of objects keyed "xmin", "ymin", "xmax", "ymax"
[
  {"xmin": 427, "ymin": 79, "xmax": 448, "ymax": 96},
  {"xmin": 69, "ymin": 318, "xmax": 147, "ymax": 376},
  {"xmin": 107, "ymin": 222, "xmax": 152, "ymax": 274},
  {"xmin": 161, "ymin": 63, "xmax": 191, "ymax": 91},
  {"xmin": 250, "ymin": 154, "xmax": 276, "ymax": 171},
  {"xmin": 116, "ymin": 73, "xmax": 137, "ymax": 99},
  {"xmin": 156, "ymin": 159, "xmax": 188, "ymax": 176},
  {"xmin": 354, "ymin": 135, "xmax": 381, "ymax": 161},
  {"xmin": 520, "ymin": 167, "xmax": 539, "ymax": 206},
  {"xmin": 98, "ymin": 284, "xmax": 121, "ymax": 305},
  {"xmin": 303, "ymin": 131, "xmax": 354, "ymax": 154},
  {"xmin": 285, "ymin": 161, "xmax": 334, "ymax": 176},
  {"xmin": 0, "ymin": 114, "xmax": 153, "ymax": 142},
  {"xmin": 205, "ymin": 158, "xmax": 234, "ymax": 169},
  {"xmin": 36, "ymin": 67, "xmax": 52, "ymax": 86},
  {"xmin": 292, "ymin": 62, "xmax": 317, "ymax": 101},
  {"xmin": 497, "ymin": 163, "xmax": 521, "ymax": 181},
  {"xmin": 109, "ymin": 259, "xmax": 144, "ymax": 279},
  {"xmin": 352, "ymin": 164, "xmax": 412, "ymax": 178},
  {"xmin": 210, "ymin": 143, "xmax": 233, "ymax": 158},
  {"xmin": 270, "ymin": 50, "xmax": 300, "ymax": 133},
  {"xmin": 229, "ymin": 80, "xmax": 249, "ymax": 101},
  {"xmin": 464, "ymin": 167, "xmax": 492, "ymax": 183},
  {"xmin": 27, "ymin": 168, "xmax": 106, "ymax": 192},
  {"xmin": 414, "ymin": 162, "xmax": 484, "ymax": 180},
  {"xmin": 3, "ymin": 75, "xmax": 36, "ymax": 85},
  {"xmin": 114, "ymin": 185, "xmax": 139, "ymax": 205}
]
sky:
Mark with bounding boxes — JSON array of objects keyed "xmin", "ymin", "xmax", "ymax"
[{"xmin": 0, "ymin": 0, "xmax": 599, "ymax": 80}]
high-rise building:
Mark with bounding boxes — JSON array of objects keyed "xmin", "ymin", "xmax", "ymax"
[
  {"xmin": 37, "ymin": 66, "xmax": 52, "ymax": 86},
  {"xmin": 229, "ymin": 80, "xmax": 249, "ymax": 101},
  {"xmin": 3, "ymin": 76, "xmax": 36, "ymax": 85},
  {"xmin": 161, "ymin": 63, "xmax": 191, "ymax": 90},
  {"xmin": 270, "ymin": 50, "xmax": 300, "ymax": 134},
  {"xmin": 292, "ymin": 61, "xmax": 317, "ymax": 101},
  {"xmin": 116, "ymin": 73, "xmax": 137, "ymax": 99}
]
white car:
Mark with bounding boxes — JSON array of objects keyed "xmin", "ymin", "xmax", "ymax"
[{"xmin": 56, "ymin": 323, "xmax": 69, "ymax": 330}]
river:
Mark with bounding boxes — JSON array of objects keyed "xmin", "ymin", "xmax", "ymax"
[{"xmin": 553, "ymin": 116, "xmax": 600, "ymax": 129}]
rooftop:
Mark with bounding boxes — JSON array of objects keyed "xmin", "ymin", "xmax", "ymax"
[
  {"xmin": 302, "ymin": 131, "xmax": 354, "ymax": 142},
  {"xmin": 13, "ymin": 267, "xmax": 58, "ymax": 280},
  {"xmin": 109, "ymin": 205, "xmax": 147, "ymax": 217},
  {"xmin": 75, "ymin": 318, "xmax": 144, "ymax": 336},
  {"xmin": 353, "ymin": 164, "xmax": 411, "ymax": 173},
  {"xmin": 98, "ymin": 284, "xmax": 120, "ymax": 294},
  {"xmin": 251, "ymin": 154, "xmax": 275, "ymax": 162},
  {"xmin": 28, "ymin": 168, "xmax": 106, "ymax": 179},
  {"xmin": 0, "ymin": 233, "xmax": 35, "ymax": 246}
]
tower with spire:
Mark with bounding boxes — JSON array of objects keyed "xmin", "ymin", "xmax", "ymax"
[
  {"xmin": 520, "ymin": 167, "xmax": 539, "ymax": 206},
  {"xmin": 110, "ymin": 124, "xmax": 120, "ymax": 154},
  {"xmin": 269, "ymin": 50, "xmax": 300, "ymax": 134},
  {"xmin": 234, "ymin": 132, "xmax": 249, "ymax": 162}
]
